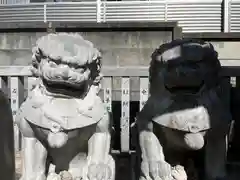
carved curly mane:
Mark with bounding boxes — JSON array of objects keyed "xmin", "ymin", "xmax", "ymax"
[{"xmin": 31, "ymin": 33, "xmax": 102, "ymax": 87}]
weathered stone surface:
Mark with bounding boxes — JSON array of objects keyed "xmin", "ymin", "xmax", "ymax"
[
  {"xmin": 0, "ymin": 50, "xmax": 12, "ymax": 65},
  {"xmin": 0, "ymin": 49, "xmax": 32, "ymax": 65},
  {"xmin": 1, "ymin": 33, "xmax": 240, "ymax": 67},
  {"xmin": 0, "ymin": 31, "xmax": 171, "ymax": 66},
  {"xmin": 15, "ymin": 33, "xmax": 115, "ymax": 180},
  {"xmin": 210, "ymin": 41, "xmax": 240, "ymax": 59},
  {"xmin": 137, "ymin": 39, "xmax": 231, "ymax": 180},
  {"xmin": 0, "ymin": 32, "xmax": 47, "ymax": 49}
]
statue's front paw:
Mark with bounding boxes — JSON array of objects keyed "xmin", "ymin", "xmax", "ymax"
[
  {"xmin": 47, "ymin": 171, "xmax": 73, "ymax": 180},
  {"xmin": 46, "ymin": 173, "xmax": 61, "ymax": 180},
  {"xmin": 59, "ymin": 171, "xmax": 73, "ymax": 180},
  {"xmin": 147, "ymin": 161, "xmax": 172, "ymax": 180},
  {"xmin": 87, "ymin": 163, "xmax": 112, "ymax": 180},
  {"xmin": 171, "ymin": 165, "xmax": 187, "ymax": 180}
]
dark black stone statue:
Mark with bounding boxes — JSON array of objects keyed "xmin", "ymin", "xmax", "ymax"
[{"xmin": 136, "ymin": 39, "xmax": 231, "ymax": 180}]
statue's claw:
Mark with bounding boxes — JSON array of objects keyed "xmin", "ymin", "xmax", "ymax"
[
  {"xmin": 171, "ymin": 165, "xmax": 187, "ymax": 180},
  {"xmin": 87, "ymin": 163, "xmax": 112, "ymax": 180},
  {"xmin": 46, "ymin": 173, "xmax": 61, "ymax": 180},
  {"xmin": 59, "ymin": 171, "xmax": 73, "ymax": 180},
  {"xmin": 143, "ymin": 161, "xmax": 173, "ymax": 180},
  {"xmin": 46, "ymin": 171, "xmax": 74, "ymax": 180}
]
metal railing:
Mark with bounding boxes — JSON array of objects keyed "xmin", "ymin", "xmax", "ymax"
[
  {"xmin": 0, "ymin": 0, "xmax": 239, "ymax": 33},
  {"xmin": 230, "ymin": 0, "xmax": 240, "ymax": 32}
]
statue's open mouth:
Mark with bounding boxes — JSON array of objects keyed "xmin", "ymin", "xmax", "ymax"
[
  {"xmin": 42, "ymin": 78, "xmax": 85, "ymax": 93},
  {"xmin": 165, "ymin": 81, "xmax": 204, "ymax": 94},
  {"xmin": 40, "ymin": 60, "xmax": 91, "ymax": 96},
  {"xmin": 164, "ymin": 68, "xmax": 204, "ymax": 94}
]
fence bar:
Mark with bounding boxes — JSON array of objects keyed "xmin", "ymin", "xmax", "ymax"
[
  {"xmin": 224, "ymin": 0, "xmax": 230, "ymax": 32},
  {"xmin": 139, "ymin": 77, "xmax": 149, "ymax": 111},
  {"xmin": 10, "ymin": 77, "xmax": 24, "ymax": 152},
  {"xmin": 97, "ymin": 0, "xmax": 101, "ymax": 22},
  {"xmin": 44, "ymin": 4, "xmax": 47, "ymax": 23},
  {"xmin": 103, "ymin": 77, "xmax": 112, "ymax": 113},
  {"xmin": 121, "ymin": 77, "xmax": 130, "ymax": 152}
]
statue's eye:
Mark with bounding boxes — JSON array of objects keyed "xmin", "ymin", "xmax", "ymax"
[
  {"xmin": 74, "ymin": 65, "xmax": 86, "ymax": 73},
  {"xmin": 49, "ymin": 61, "xmax": 57, "ymax": 67},
  {"xmin": 48, "ymin": 57, "xmax": 61, "ymax": 65},
  {"xmin": 73, "ymin": 64, "xmax": 86, "ymax": 70},
  {"xmin": 68, "ymin": 63, "xmax": 79, "ymax": 69}
]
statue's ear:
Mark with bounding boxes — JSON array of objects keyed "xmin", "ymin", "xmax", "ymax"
[
  {"xmin": 38, "ymin": 48, "xmax": 44, "ymax": 57},
  {"xmin": 37, "ymin": 47, "xmax": 48, "ymax": 60}
]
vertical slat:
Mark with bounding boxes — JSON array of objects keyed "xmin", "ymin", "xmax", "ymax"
[
  {"xmin": 231, "ymin": 76, "xmax": 236, "ymax": 87},
  {"xmin": 103, "ymin": 77, "xmax": 112, "ymax": 113},
  {"xmin": 228, "ymin": 76, "xmax": 240, "ymax": 159},
  {"xmin": 223, "ymin": 0, "xmax": 230, "ymax": 32},
  {"xmin": 121, "ymin": 77, "xmax": 130, "ymax": 152},
  {"xmin": 229, "ymin": 76, "xmax": 235, "ymax": 144},
  {"xmin": 10, "ymin": 76, "xmax": 24, "ymax": 152},
  {"xmin": 96, "ymin": 0, "xmax": 102, "ymax": 23},
  {"xmin": 222, "ymin": 77, "xmax": 231, "ymax": 154},
  {"xmin": 139, "ymin": 77, "xmax": 149, "ymax": 111}
]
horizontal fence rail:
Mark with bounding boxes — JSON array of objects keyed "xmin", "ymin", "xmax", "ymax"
[
  {"xmin": 46, "ymin": 2, "xmax": 97, "ymax": 22},
  {"xmin": 100, "ymin": 1, "xmax": 166, "ymax": 22},
  {"xmin": 166, "ymin": 0, "xmax": 222, "ymax": 33},
  {"xmin": 0, "ymin": 4, "xmax": 44, "ymax": 22},
  {"xmin": 230, "ymin": 0, "xmax": 240, "ymax": 32},
  {"xmin": 0, "ymin": 59, "xmax": 240, "ymax": 153},
  {"xmin": 0, "ymin": 0, "xmax": 239, "ymax": 33}
]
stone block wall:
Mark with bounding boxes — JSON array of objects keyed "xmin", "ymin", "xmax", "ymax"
[
  {"xmin": 0, "ymin": 32, "xmax": 240, "ymax": 67},
  {"xmin": 0, "ymin": 31, "xmax": 172, "ymax": 66}
]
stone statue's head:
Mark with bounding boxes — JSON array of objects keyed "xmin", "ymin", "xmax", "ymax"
[
  {"xmin": 31, "ymin": 33, "xmax": 102, "ymax": 97},
  {"xmin": 149, "ymin": 39, "xmax": 221, "ymax": 95}
]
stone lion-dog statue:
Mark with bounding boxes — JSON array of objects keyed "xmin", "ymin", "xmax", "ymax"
[
  {"xmin": 16, "ymin": 33, "xmax": 115, "ymax": 180},
  {"xmin": 136, "ymin": 39, "xmax": 231, "ymax": 180}
]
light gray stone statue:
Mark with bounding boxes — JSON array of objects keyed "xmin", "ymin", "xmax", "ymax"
[
  {"xmin": 15, "ymin": 33, "xmax": 115, "ymax": 180},
  {"xmin": 136, "ymin": 39, "xmax": 231, "ymax": 180}
]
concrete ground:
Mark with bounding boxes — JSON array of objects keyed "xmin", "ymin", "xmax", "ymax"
[{"xmin": 15, "ymin": 151, "xmax": 240, "ymax": 180}]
